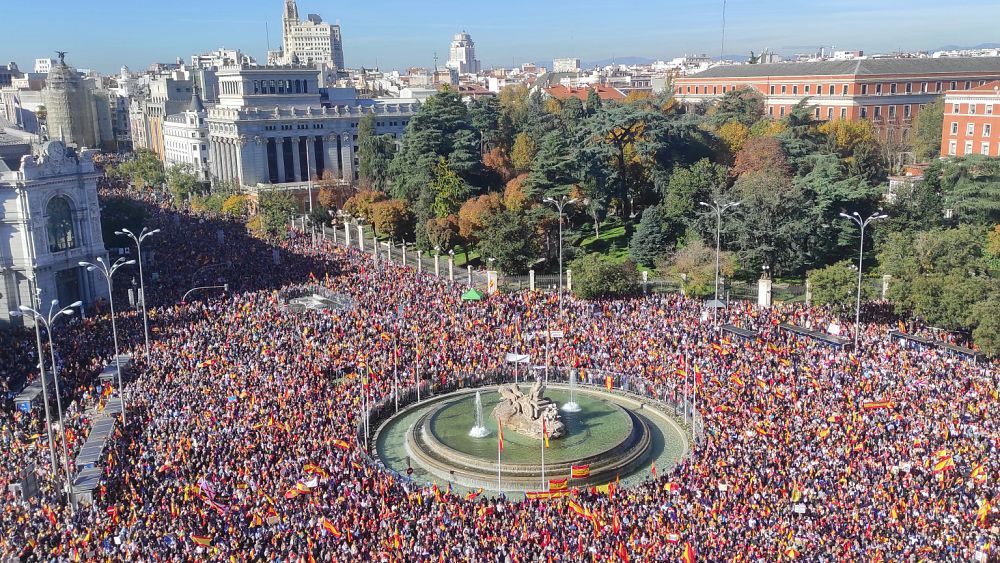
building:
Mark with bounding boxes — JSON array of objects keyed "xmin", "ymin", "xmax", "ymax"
[
  {"xmin": 43, "ymin": 54, "xmax": 114, "ymax": 151},
  {"xmin": 0, "ymin": 138, "xmax": 109, "ymax": 327},
  {"xmin": 163, "ymin": 91, "xmax": 210, "ymax": 180},
  {"xmin": 553, "ymin": 58, "xmax": 581, "ymax": 74},
  {"xmin": 941, "ymin": 80, "xmax": 1000, "ymax": 157},
  {"xmin": 446, "ymin": 32, "xmax": 481, "ymax": 75},
  {"xmin": 129, "ymin": 67, "xmax": 217, "ymax": 160},
  {"xmin": 268, "ymin": 0, "xmax": 345, "ymax": 71},
  {"xmin": 0, "ymin": 63, "xmax": 22, "ymax": 88},
  {"xmin": 205, "ymin": 66, "xmax": 415, "ymax": 200},
  {"xmin": 545, "ymin": 84, "xmax": 626, "ymax": 103},
  {"xmin": 190, "ymin": 48, "xmax": 257, "ymax": 70},
  {"xmin": 675, "ymin": 58, "xmax": 1000, "ymax": 144},
  {"xmin": 33, "ymin": 58, "xmax": 56, "ymax": 74}
]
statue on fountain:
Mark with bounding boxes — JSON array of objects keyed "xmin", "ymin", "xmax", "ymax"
[{"xmin": 493, "ymin": 379, "xmax": 567, "ymax": 440}]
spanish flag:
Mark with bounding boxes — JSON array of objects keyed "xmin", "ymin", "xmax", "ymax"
[
  {"xmin": 932, "ymin": 455, "xmax": 956, "ymax": 474},
  {"xmin": 549, "ymin": 478, "xmax": 568, "ymax": 491},
  {"xmin": 862, "ymin": 400, "xmax": 894, "ymax": 410},
  {"xmin": 333, "ymin": 439, "xmax": 351, "ymax": 450},
  {"xmin": 897, "ymin": 320, "xmax": 906, "ymax": 333},
  {"xmin": 498, "ymin": 421, "xmax": 504, "ymax": 452},
  {"xmin": 465, "ymin": 488, "xmax": 483, "ymax": 501},
  {"xmin": 729, "ymin": 374, "xmax": 745, "ymax": 387},
  {"xmin": 320, "ymin": 518, "xmax": 342, "ymax": 537},
  {"xmin": 784, "ymin": 547, "xmax": 799, "ymax": 559},
  {"xmin": 190, "ymin": 535, "xmax": 212, "ymax": 547},
  {"xmin": 542, "ymin": 419, "xmax": 549, "ymax": 448},
  {"xmin": 571, "ymin": 465, "xmax": 590, "ymax": 479},
  {"xmin": 682, "ymin": 542, "xmax": 696, "ymax": 563},
  {"xmin": 971, "ymin": 463, "xmax": 986, "ymax": 484},
  {"xmin": 568, "ymin": 500, "xmax": 590, "ymax": 518},
  {"xmin": 605, "ymin": 376, "xmax": 613, "ymax": 391},
  {"xmin": 977, "ymin": 499, "xmax": 992, "ymax": 527}
]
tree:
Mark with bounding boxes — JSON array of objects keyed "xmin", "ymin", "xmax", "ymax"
[
  {"xmin": 808, "ymin": 260, "xmax": 877, "ymax": 313},
  {"xmin": 939, "ymin": 155, "xmax": 1000, "ymax": 225},
  {"xmin": 511, "ymin": 133, "xmax": 537, "ymax": 174},
  {"xmin": 971, "ymin": 294, "xmax": 1000, "ymax": 357},
  {"xmin": 469, "ymin": 96, "xmax": 501, "ymax": 150},
  {"xmin": 117, "ymin": 149, "xmax": 167, "ymax": 191},
  {"xmin": 476, "ymin": 211, "xmax": 538, "ymax": 274},
  {"xmin": 629, "ymin": 205, "xmax": 681, "ymax": 267},
  {"xmin": 165, "ymin": 163, "xmax": 200, "ymax": 206},
  {"xmin": 710, "ymin": 88, "xmax": 765, "ymax": 128},
  {"xmin": 358, "ymin": 112, "xmax": 397, "ymax": 191},
  {"xmin": 818, "ymin": 119, "xmax": 877, "ymax": 155},
  {"xmin": 585, "ymin": 89, "xmax": 603, "ymax": 115},
  {"xmin": 570, "ymin": 254, "xmax": 639, "ymax": 299},
  {"xmin": 252, "ymin": 188, "xmax": 297, "ymax": 240},
  {"xmin": 483, "ymin": 148, "xmax": 515, "ymax": 183},
  {"xmin": 449, "ymin": 129, "xmax": 481, "ymax": 176},
  {"xmin": 371, "ymin": 199, "xmax": 414, "ymax": 241},
  {"xmin": 316, "ymin": 170, "xmax": 357, "ymax": 210},
  {"xmin": 662, "ymin": 159, "xmax": 729, "ymax": 227},
  {"xmin": 343, "ymin": 189, "xmax": 387, "ymax": 223},
  {"xmin": 911, "ymin": 96, "xmax": 945, "ymax": 161},
  {"xmin": 661, "ymin": 237, "xmax": 736, "ymax": 297},
  {"xmin": 527, "ymin": 131, "xmax": 575, "ymax": 197},
  {"xmin": 717, "ymin": 121, "xmax": 750, "ymax": 155},
  {"xmin": 732, "ymin": 136, "xmax": 791, "ymax": 178},
  {"xmin": 221, "ymin": 194, "xmax": 250, "ymax": 220},
  {"xmin": 458, "ymin": 193, "xmax": 504, "ymax": 245},
  {"xmin": 725, "ymin": 171, "xmax": 812, "ymax": 275},
  {"xmin": 503, "ymin": 174, "xmax": 531, "ymax": 213},
  {"xmin": 425, "ymin": 215, "xmax": 461, "ymax": 251},
  {"xmin": 430, "ymin": 158, "xmax": 470, "ymax": 218}
]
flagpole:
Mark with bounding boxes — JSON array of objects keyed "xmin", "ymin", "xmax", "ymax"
[
  {"xmin": 497, "ymin": 422, "xmax": 502, "ymax": 493},
  {"xmin": 416, "ymin": 334, "xmax": 421, "ymax": 402},
  {"xmin": 541, "ymin": 427, "xmax": 546, "ymax": 491},
  {"xmin": 393, "ymin": 338, "xmax": 398, "ymax": 413}
]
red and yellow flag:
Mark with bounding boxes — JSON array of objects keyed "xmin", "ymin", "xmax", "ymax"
[
  {"xmin": 190, "ymin": 535, "xmax": 212, "ymax": 547},
  {"xmin": 862, "ymin": 400, "xmax": 894, "ymax": 410},
  {"xmin": 571, "ymin": 465, "xmax": 590, "ymax": 479},
  {"xmin": 682, "ymin": 542, "xmax": 696, "ymax": 563},
  {"xmin": 320, "ymin": 518, "xmax": 342, "ymax": 537},
  {"xmin": 549, "ymin": 478, "xmax": 568, "ymax": 491},
  {"xmin": 498, "ymin": 421, "xmax": 504, "ymax": 452},
  {"xmin": 542, "ymin": 418, "xmax": 549, "ymax": 448}
]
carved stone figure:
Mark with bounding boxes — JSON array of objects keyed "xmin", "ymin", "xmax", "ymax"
[{"xmin": 493, "ymin": 380, "xmax": 567, "ymax": 440}]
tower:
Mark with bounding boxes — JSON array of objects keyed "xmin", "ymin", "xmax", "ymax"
[
  {"xmin": 282, "ymin": 0, "xmax": 299, "ymax": 58},
  {"xmin": 42, "ymin": 54, "xmax": 99, "ymax": 149}
]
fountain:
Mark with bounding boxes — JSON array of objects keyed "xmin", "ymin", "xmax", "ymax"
[
  {"xmin": 468, "ymin": 391, "xmax": 490, "ymax": 438},
  {"xmin": 561, "ymin": 368, "xmax": 581, "ymax": 412}
]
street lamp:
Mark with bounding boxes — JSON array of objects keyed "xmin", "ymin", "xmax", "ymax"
[
  {"xmin": 80, "ymin": 257, "xmax": 135, "ymax": 425},
  {"xmin": 839, "ymin": 211, "xmax": 888, "ymax": 349},
  {"xmin": 698, "ymin": 200, "xmax": 741, "ymax": 326},
  {"xmin": 543, "ymin": 196, "xmax": 577, "ymax": 316},
  {"xmin": 10, "ymin": 298, "xmax": 82, "ymax": 512},
  {"xmin": 116, "ymin": 227, "xmax": 160, "ymax": 355}
]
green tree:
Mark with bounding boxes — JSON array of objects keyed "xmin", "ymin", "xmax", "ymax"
[
  {"xmin": 252, "ymin": 188, "xmax": 297, "ymax": 240},
  {"xmin": 710, "ymin": 88, "xmax": 765, "ymax": 128},
  {"xmin": 476, "ymin": 211, "xmax": 538, "ymax": 274},
  {"xmin": 371, "ymin": 199, "xmax": 414, "ymax": 241},
  {"xmin": 425, "ymin": 215, "xmax": 461, "ymax": 252},
  {"xmin": 430, "ymin": 158, "xmax": 470, "ymax": 218},
  {"xmin": 911, "ymin": 96, "xmax": 945, "ymax": 161},
  {"xmin": 971, "ymin": 294, "xmax": 1000, "ymax": 357},
  {"xmin": 661, "ymin": 237, "xmax": 736, "ymax": 297},
  {"xmin": 511, "ymin": 133, "xmax": 537, "ymax": 174},
  {"xmin": 526, "ymin": 131, "xmax": 575, "ymax": 198},
  {"xmin": 570, "ymin": 254, "xmax": 639, "ymax": 299},
  {"xmin": 725, "ymin": 172, "xmax": 812, "ymax": 276},
  {"xmin": 662, "ymin": 159, "xmax": 729, "ymax": 226},
  {"xmin": 469, "ymin": 96, "xmax": 501, "ymax": 150},
  {"xmin": 585, "ymin": 89, "xmax": 603, "ymax": 115},
  {"xmin": 808, "ymin": 260, "xmax": 878, "ymax": 313},
  {"xmin": 358, "ymin": 112, "xmax": 397, "ymax": 191},
  {"xmin": 118, "ymin": 149, "xmax": 167, "ymax": 190},
  {"xmin": 166, "ymin": 163, "xmax": 200, "ymax": 206},
  {"xmin": 629, "ymin": 205, "xmax": 681, "ymax": 267},
  {"xmin": 939, "ymin": 155, "xmax": 1000, "ymax": 225}
]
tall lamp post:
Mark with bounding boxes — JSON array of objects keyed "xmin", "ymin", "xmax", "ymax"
[
  {"xmin": 699, "ymin": 200, "xmax": 741, "ymax": 326},
  {"xmin": 839, "ymin": 211, "xmax": 888, "ymax": 349},
  {"xmin": 10, "ymin": 298, "xmax": 82, "ymax": 512},
  {"xmin": 80, "ymin": 257, "xmax": 135, "ymax": 425},
  {"xmin": 116, "ymin": 227, "xmax": 159, "ymax": 355},
  {"xmin": 543, "ymin": 196, "xmax": 577, "ymax": 316}
]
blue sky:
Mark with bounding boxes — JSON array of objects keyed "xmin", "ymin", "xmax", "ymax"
[{"xmin": 6, "ymin": 0, "xmax": 1000, "ymax": 73}]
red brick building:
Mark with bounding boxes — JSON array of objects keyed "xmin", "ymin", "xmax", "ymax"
[
  {"xmin": 545, "ymin": 84, "xmax": 626, "ymax": 103},
  {"xmin": 940, "ymin": 80, "xmax": 1000, "ymax": 157},
  {"xmin": 675, "ymin": 58, "xmax": 1000, "ymax": 145}
]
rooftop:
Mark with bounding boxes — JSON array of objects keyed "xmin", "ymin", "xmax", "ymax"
[
  {"xmin": 684, "ymin": 57, "xmax": 1000, "ymax": 79},
  {"xmin": 546, "ymin": 84, "xmax": 626, "ymax": 102}
]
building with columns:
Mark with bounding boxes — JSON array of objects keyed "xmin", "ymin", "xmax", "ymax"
[
  {"xmin": 205, "ymin": 66, "xmax": 416, "ymax": 195},
  {"xmin": 268, "ymin": 0, "xmax": 345, "ymax": 71},
  {"xmin": 0, "ymin": 139, "xmax": 109, "ymax": 327}
]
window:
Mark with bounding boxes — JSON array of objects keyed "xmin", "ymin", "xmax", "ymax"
[
  {"xmin": 890, "ymin": 83, "xmax": 897, "ymax": 94},
  {"xmin": 905, "ymin": 83, "xmax": 912, "ymax": 94},
  {"xmin": 903, "ymin": 105, "xmax": 911, "ymax": 119},
  {"xmin": 970, "ymin": 104, "xmax": 977, "ymax": 115},
  {"xmin": 935, "ymin": 82, "xmax": 942, "ymax": 92},
  {"xmin": 712, "ymin": 86, "xmax": 717, "ymax": 94},
  {"xmin": 814, "ymin": 107, "xmax": 821, "ymax": 118},
  {"xmin": 875, "ymin": 83, "xmax": 883, "ymax": 95},
  {"xmin": 985, "ymin": 142, "xmax": 992, "ymax": 155},
  {"xmin": 921, "ymin": 82, "xmax": 927, "ymax": 93},
  {"xmin": 988, "ymin": 105, "xmax": 994, "ymax": 115},
  {"xmin": 968, "ymin": 123, "xmax": 975, "ymax": 136},
  {"xmin": 768, "ymin": 106, "xmax": 774, "ymax": 116},
  {"xmin": 46, "ymin": 196, "xmax": 76, "ymax": 252},
  {"xmin": 965, "ymin": 140, "xmax": 974, "ymax": 154},
  {"xmin": 953, "ymin": 103, "xmax": 960, "ymax": 114},
  {"xmin": 861, "ymin": 84, "xmax": 868, "ymax": 95},
  {"xmin": 781, "ymin": 85, "xmax": 787, "ymax": 94},
  {"xmin": 842, "ymin": 84, "xmax": 848, "ymax": 95},
  {"xmin": 949, "ymin": 140, "xmax": 957, "ymax": 155},
  {"xmin": 804, "ymin": 85, "xmax": 811, "ymax": 94},
  {"xmin": 769, "ymin": 85, "xmax": 775, "ymax": 95},
  {"xmin": 827, "ymin": 107, "xmax": 834, "ymax": 119},
  {"xmin": 985, "ymin": 124, "xmax": 992, "ymax": 137},
  {"xmin": 860, "ymin": 106, "xmax": 868, "ymax": 118},
  {"xmin": 840, "ymin": 107, "xmax": 847, "ymax": 119},
  {"xmin": 950, "ymin": 81, "xmax": 957, "ymax": 90},
  {"xmin": 965, "ymin": 81, "xmax": 972, "ymax": 89},
  {"xmin": 779, "ymin": 106, "xmax": 786, "ymax": 117},
  {"xmin": 888, "ymin": 105, "xmax": 896, "ymax": 119},
  {"xmin": 874, "ymin": 106, "xmax": 882, "ymax": 119}
]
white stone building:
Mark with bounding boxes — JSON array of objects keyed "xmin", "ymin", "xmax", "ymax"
[
  {"xmin": 162, "ymin": 93, "xmax": 210, "ymax": 181},
  {"xmin": 206, "ymin": 66, "xmax": 415, "ymax": 192},
  {"xmin": 33, "ymin": 58, "xmax": 56, "ymax": 75},
  {"xmin": 446, "ymin": 32, "xmax": 481, "ymax": 75},
  {"xmin": 0, "ymin": 139, "xmax": 109, "ymax": 327},
  {"xmin": 553, "ymin": 58, "xmax": 581, "ymax": 73},
  {"xmin": 268, "ymin": 0, "xmax": 345, "ymax": 71}
]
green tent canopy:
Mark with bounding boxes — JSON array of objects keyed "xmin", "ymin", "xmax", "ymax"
[{"xmin": 461, "ymin": 288, "xmax": 484, "ymax": 301}]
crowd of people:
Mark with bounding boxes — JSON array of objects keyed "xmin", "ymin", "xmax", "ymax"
[{"xmin": 0, "ymin": 179, "xmax": 996, "ymax": 562}]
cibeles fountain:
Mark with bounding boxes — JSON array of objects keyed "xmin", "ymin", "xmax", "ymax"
[{"xmin": 374, "ymin": 375, "xmax": 689, "ymax": 495}]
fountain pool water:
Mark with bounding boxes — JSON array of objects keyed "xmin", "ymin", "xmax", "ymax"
[
  {"xmin": 468, "ymin": 391, "xmax": 491, "ymax": 438},
  {"xmin": 561, "ymin": 368, "xmax": 581, "ymax": 412}
]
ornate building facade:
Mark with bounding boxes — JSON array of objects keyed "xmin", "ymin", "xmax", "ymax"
[
  {"xmin": 267, "ymin": 0, "xmax": 345, "ymax": 71},
  {"xmin": 205, "ymin": 66, "xmax": 416, "ymax": 190},
  {"xmin": 162, "ymin": 92, "xmax": 210, "ymax": 180},
  {"xmin": 0, "ymin": 140, "xmax": 109, "ymax": 327}
]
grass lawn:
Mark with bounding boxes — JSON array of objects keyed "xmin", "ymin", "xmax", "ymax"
[{"xmin": 577, "ymin": 222, "xmax": 653, "ymax": 272}]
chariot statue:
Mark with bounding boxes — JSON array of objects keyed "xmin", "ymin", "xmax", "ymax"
[{"xmin": 493, "ymin": 380, "xmax": 567, "ymax": 439}]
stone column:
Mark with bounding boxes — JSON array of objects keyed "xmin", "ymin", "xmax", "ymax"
[
  {"xmin": 881, "ymin": 275, "xmax": 891, "ymax": 300},
  {"xmin": 566, "ymin": 269, "xmax": 573, "ymax": 292},
  {"xmin": 326, "ymin": 134, "xmax": 340, "ymax": 179},
  {"xmin": 305, "ymin": 136, "xmax": 316, "ymax": 182},
  {"xmin": 401, "ymin": 243, "xmax": 407, "ymax": 267},
  {"xmin": 275, "ymin": 137, "xmax": 286, "ymax": 183},
  {"xmin": 417, "ymin": 250, "xmax": 422, "ymax": 273},
  {"xmin": 343, "ymin": 220, "xmax": 351, "ymax": 246},
  {"xmin": 529, "ymin": 269, "xmax": 535, "ymax": 291},
  {"xmin": 357, "ymin": 225, "xmax": 364, "ymax": 251},
  {"xmin": 340, "ymin": 133, "xmax": 354, "ymax": 181},
  {"xmin": 291, "ymin": 136, "xmax": 302, "ymax": 182},
  {"xmin": 434, "ymin": 254, "xmax": 440, "ymax": 276},
  {"xmin": 208, "ymin": 137, "xmax": 220, "ymax": 183},
  {"xmin": 642, "ymin": 270, "xmax": 649, "ymax": 293},
  {"xmin": 235, "ymin": 136, "xmax": 246, "ymax": 187},
  {"xmin": 805, "ymin": 279, "xmax": 812, "ymax": 306},
  {"xmin": 758, "ymin": 278, "xmax": 773, "ymax": 308},
  {"xmin": 448, "ymin": 257, "xmax": 454, "ymax": 282},
  {"xmin": 466, "ymin": 266, "xmax": 472, "ymax": 286}
]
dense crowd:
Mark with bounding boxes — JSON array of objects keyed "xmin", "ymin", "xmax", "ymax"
[{"xmin": 0, "ymin": 183, "xmax": 997, "ymax": 562}]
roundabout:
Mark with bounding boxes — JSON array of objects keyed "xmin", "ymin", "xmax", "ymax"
[{"xmin": 373, "ymin": 383, "xmax": 690, "ymax": 495}]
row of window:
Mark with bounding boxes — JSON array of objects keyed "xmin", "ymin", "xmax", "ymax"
[
  {"xmin": 250, "ymin": 79, "xmax": 310, "ymax": 95},
  {"xmin": 950, "ymin": 103, "xmax": 995, "ymax": 115},
  {"xmin": 947, "ymin": 140, "xmax": 998, "ymax": 156},
  {"xmin": 680, "ymin": 79, "xmax": 994, "ymax": 97},
  {"xmin": 765, "ymin": 104, "xmax": 915, "ymax": 120},
  {"xmin": 949, "ymin": 122, "xmax": 994, "ymax": 137}
]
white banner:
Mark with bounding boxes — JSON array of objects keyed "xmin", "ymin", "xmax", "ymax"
[{"xmin": 505, "ymin": 353, "xmax": 530, "ymax": 364}]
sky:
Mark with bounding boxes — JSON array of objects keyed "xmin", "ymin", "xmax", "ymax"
[{"xmin": 5, "ymin": 0, "xmax": 1000, "ymax": 74}]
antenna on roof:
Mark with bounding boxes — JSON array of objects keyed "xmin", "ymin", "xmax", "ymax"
[
  {"xmin": 720, "ymin": 0, "xmax": 727, "ymax": 62},
  {"xmin": 266, "ymin": 22, "xmax": 271, "ymax": 53}
]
